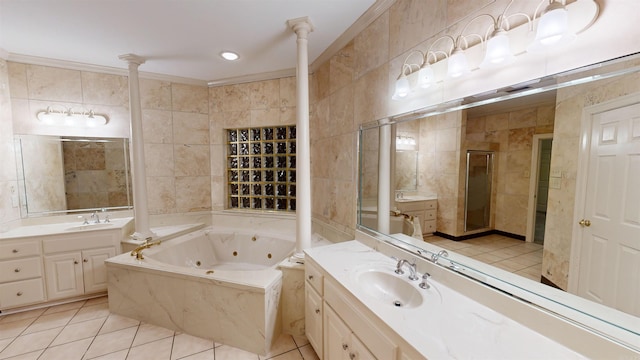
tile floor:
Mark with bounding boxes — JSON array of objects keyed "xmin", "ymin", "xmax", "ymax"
[
  {"xmin": 0, "ymin": 296, "xmax": 319, "ymax": 360},
  {"xmin": 425, "ymin": 233, "xmax": 543, "ymax": 281}
]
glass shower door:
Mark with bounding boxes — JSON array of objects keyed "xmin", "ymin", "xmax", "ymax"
[{"xmin": 464, "ymin": 151, "xmax": 494, "ymax": 232}]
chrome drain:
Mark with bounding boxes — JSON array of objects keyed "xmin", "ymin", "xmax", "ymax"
[{"xmin": 393, "ymin": 300, "xmax": 402, "ymax": 307}]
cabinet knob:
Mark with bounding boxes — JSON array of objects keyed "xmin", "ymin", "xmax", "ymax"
[
  {"xmin": 349, "ymin": 353, "xmax": 356, "ymax": 360},
  {"xmin": 315, "ymin": 308, "xmax": 320, "ymax": 314},
  {"xmin": 12, "ymin": 249, "xmax": 18, "ymax": 253},
  {"xmin": 579, "ymin": 219, "xmax": 591, "ymax": 227},
  {"xmin": 16, "ymin": 291, "xmax": 23, "ymax": 296},
  {"xmin": 308, "ymin": 275, "xmax": 314, "ymax": 280},
  {"xmin": 83, "ymin": 259, "xmax": 88, "ymax": 263},
  {"xmin": 14, "ymin": 268, "xmax": 20, "ymax": 273},
  {"xmin": 342, "ymin": 343, "xmax": 349, "ymax": 350},
  {"xmin": 74, "ymin": 260, "xmax": 79, "ymax": 265}
]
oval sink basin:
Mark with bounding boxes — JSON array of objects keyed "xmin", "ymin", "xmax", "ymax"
[
  {"xmin": 355, "ymin": 270, "xmax": 423, "ymax": 309},
  {"xmin": 65, "ymin": 223, "xmax": 115, "ymax": 232}
]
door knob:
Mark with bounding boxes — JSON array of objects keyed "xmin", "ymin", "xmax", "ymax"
[{"xmin": 579, "ymin": 219, "xmax": 591, "ymax": 227}]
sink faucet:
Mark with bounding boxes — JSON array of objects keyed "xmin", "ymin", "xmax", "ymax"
[
  {"xmin": 431, "ymin": 250, "xmax": 448, "ymax": 264},
  {"xmin": 395, "ymin": 259, "xmax": 419, "ymax": 281},
  {"xmin": 90, "ymin": 211, "xmax": 100, "ymax": 224}
]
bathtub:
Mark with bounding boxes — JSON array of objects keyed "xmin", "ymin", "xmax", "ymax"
[{"xmin": 105, "ymin": 227, "xmax": 295, "ymax": 355}]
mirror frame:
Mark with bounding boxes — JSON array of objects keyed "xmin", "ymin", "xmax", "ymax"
[{"xmin": 357, "ymin": 52, "xmax": 640, "ymax": 351}]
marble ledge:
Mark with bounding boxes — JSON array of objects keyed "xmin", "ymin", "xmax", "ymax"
[{"xmin": 0, "ymin": 216, "xmax": 134, "ymax": 240}]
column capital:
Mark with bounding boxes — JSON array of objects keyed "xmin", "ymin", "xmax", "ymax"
[
  {"xmin": 287, "ymin": 16, "xmax": 314, "ymax": 36},
  {"xmin": 118, "ymin": 53, "xmax": 146, "ymax": 66}
]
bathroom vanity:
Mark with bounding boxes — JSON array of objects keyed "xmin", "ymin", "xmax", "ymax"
[
  {"xmin": 394, "ymin": 195, "xmax": 437, "ymax": 236},
  {"xmin": 304, "ymin": 236, "xmax": 639, "ymax": 359},
  {"xmin": 0, "ymin": 217, "xmax": 133, "ymax": 311}
]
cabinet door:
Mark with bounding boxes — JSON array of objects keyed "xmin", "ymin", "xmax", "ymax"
[
  {"xmin": 44, "ymin": 252, "xmax": 83, "ymax": 300},
  {"xmin": 306, "ymin": 285, "xmax": 324, "ymax": 359},
  {"xmin": 349, "ymin": 336, "xmax": 376, "ymax": 360},
  {"xmin": 324, "ymin": 305, "xmax": 352, "ymax": 360},
  {"xmin": 82, "ymin": 247, "xmax": 116, "ymax": 293}
]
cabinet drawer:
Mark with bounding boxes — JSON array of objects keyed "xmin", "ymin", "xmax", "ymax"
[
  {"xmin": 43, "ymin": 233, "xmax": 114, "ymax": 254},
  {"xmin": 423, "ymin": 220, "xmax": 436, "ymax": 234},
  {"xmin": 305, "ymin": 261, "xmax": 324, "ymax": 295},
  {"xmin": 425, "ymin": 200, "xmax": 436, "ymax": 210},
  {"xmin": 0, "ymin": 240, "xmax": 41, "ymax": 260},
  {"xmin": 0, "ymin": 278, "xmax": 45, "ymax": 309},
  {"xmin": 0, "ymin": 257, "xmax": 42, "ymax": 283},
  {"xmin": 424, "ymin": 209, "xmax": 436, "ymax": 221}
]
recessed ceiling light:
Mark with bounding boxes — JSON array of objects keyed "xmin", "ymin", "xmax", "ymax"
[{"xmin": 220, "ymin": 51, "xmax": 239, "ymax": 61}]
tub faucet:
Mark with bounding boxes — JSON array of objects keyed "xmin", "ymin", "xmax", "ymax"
[
  {"xmin": 395, "ymin": 259, "xmax": 419, "ymax": 281},
  {"xmin": 130, "ymin": 240, "xmax": 162, "ymax": 260}
]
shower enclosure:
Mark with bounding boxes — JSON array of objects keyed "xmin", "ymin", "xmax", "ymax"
[{"xmin": 464, "ymin": 151, "xmax": 494, "ymax": 232}]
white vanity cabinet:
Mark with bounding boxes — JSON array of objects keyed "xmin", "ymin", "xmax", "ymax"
[
  {"xmin": 395, "ymin": 199, "xmax": 437, "ymax": 235},
  {"xmin": 44, "ymin": 247, "xmax": 116, "ymax": 300},
  {"xmin": 305, "ymin": 259, "xmax": 420, "ymax": 360},
  {"xmin": 43, "ymin": 233, "xmax": 118, "ymax": 300},
  {"xmin": 305, "ymin": 258, "xmax": 324, "ymax": 359},
  {"xmin": 0, "ymin": 240, "xmax": 45, "ymax": 308}
]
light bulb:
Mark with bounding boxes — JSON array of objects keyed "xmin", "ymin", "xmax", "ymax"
[
  {"xmin": 417, "ymin": 65, "xmax": 435, "ymax": 89},
  {"xmin": 527, "ymin": 2, "xmax": 575, "ymax": 52},
  {"xmin": 480, "ymin": 29, "xmax": 516, "ymax": 68},
  {"xmin": 447, "ymin": 48, "xmax": 470, "ymax": 78},
  {"xmin": 392, "ymin": 76, "xmax": 411, "ymax": 100}
]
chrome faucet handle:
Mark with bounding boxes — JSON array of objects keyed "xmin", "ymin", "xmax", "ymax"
[
  {"xmin": 431, "ymin": 250, "xmax": 449, "ymax": 264},
  {"xmin": 104, "ymin": 215, "xmax": 111, "ymax": 223},
  {"xmin": 78, "ymin": 215, "xmax": 89, "ymax": 225},
  {"xmin": 419, "ymin": 272, "xmax": 431, "ymax": 289},
  {"xmin": 394, "ymin": 258, "xmax": 407, "ymax": 275}
]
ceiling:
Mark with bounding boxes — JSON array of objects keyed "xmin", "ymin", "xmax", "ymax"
[{"xmin": 0, "ymin": 0, "xmax": 377, "ymax": 84}]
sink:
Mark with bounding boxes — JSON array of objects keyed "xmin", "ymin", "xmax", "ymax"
[
  {"xmin": 65, "ymin": 223, "xmax": 115, "ymax": 232},
  {"xmin": 353, "ymin": 268, "xmax": 424, "ymax": 309},
  {"xmin": 395, "ymin": 195, "xmax": 435, "ymax": 203}
]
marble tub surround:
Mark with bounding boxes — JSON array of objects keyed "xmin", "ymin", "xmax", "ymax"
[
  {"xmin": 308, "ymin": 236, "xmax": 639, "ymax": 358},
  {"xmin": 106, "ymin": 226, "xmax": 299, "ymax": 355}
]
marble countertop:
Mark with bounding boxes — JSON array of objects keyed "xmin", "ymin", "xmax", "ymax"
[
  {"xmin": 305, "ymin": 240, "xmax": 584, "ymax": 359},
  {"xmin": 0, "ymin": 217, "xmax": 134, "ymax": 240}
]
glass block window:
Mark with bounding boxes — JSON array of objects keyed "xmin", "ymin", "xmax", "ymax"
[{"xmin": 227, "ymin": 126, "xmax": 296, "ymax": 211}]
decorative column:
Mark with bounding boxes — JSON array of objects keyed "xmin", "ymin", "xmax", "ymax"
[
  {"xmin": 377, "ymin": 119, "xmax": 391, "ymax": 233},
  {"xmin": 287, "ymin": 17, "xmax": 314, "ymax": 261},
  {"xmin": 119, "ymin": 54, "xmax": 156, "ymax": 241}
]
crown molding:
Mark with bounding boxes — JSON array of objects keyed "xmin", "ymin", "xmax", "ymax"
[
  {"xmin": 207, "ymin": 68, "xmax": 296, "ymax": 87},
  {"xmin": 310, "ymin": 0, "xmax": 395, "ymax": 72},
  {"xmin": 6, "ymin": 53, "xmax": 209, "ymax": 86}
]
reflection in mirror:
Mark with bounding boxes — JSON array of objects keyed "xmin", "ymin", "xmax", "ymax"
[
  {"xmin": 358, "ymin": 53, "xmax": 640, "ymax": 347},
  {"xmin": 464, "ymin": 151, "xmax": 494, "ymax": 232},
  {"xmin": 15, "ymin": 135, "xmax": 133, "ymax": 217}
]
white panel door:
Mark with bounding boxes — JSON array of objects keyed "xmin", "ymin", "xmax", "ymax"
[
  {"xmin": 82, "ymin": 247, "xmax": 116, "ymax": 293},
  {"xmin": 578, "ymin": 102, "xmax": 640, "ymax": 316},
  {"xmin": 44, "ymin": 252, "xmax": 83, "ymax": 300}
]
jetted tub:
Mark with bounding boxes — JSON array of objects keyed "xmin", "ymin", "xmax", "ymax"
[{"xmin": 105, "ymin": 227, "xmax": 296, "ymax": 355}]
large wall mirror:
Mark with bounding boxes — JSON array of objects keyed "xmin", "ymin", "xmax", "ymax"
[
  {"xmin": 358, "ymin": 53, "xmax": 640, "ymax": 350},
  {"xmin": 15, "ymin": 135, "xmax": 133, "ymax": 217}
]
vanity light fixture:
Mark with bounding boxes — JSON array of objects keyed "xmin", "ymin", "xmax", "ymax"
[
  {"xmin": 390, "ymin": 0, "xmax": 599, "ymax": 100},
  {"xmin": 36, "ymin": 106, "xmax": 108, "ymax": 127},
  {"xmin": 220, "ymin": 51, "xmax": 240, "ymax": 61}
]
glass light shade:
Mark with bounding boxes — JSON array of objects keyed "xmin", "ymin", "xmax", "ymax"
[
  {"xmin": 480, "ymin": 30, "xmax": 516, "ymax": 68},
  {"xmin": 527, "ymin": 4, "xmax": 576, "ymax": 52},
  {"xmin": 417, "ymin": 65, "xmax": 435, "ymax": 89},
  {"xmin": 447, "ymin": 48, "xmax": 470, "ymax": 78},
  {"xmin": 392, "ymin": 76, "xmax": 411, "ymax": 100}
]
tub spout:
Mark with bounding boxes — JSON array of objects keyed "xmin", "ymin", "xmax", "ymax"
[{"xmin": 130, "ymin": 240, "xmax": 162, "ymax": 260}]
